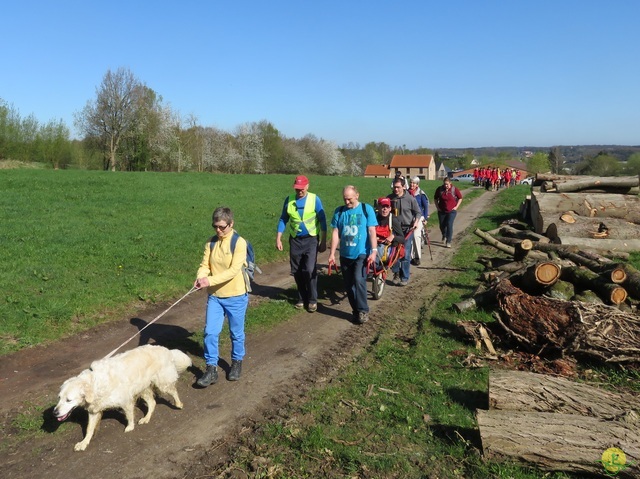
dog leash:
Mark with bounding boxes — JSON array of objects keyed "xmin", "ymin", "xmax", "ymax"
[{"xmin": 103, "ymin": 286, "xmax": 199, "ymax": 359}]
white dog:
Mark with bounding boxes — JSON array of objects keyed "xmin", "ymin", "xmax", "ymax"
[{"xmin": 54, "ymin": 344, "xmax": 192, "ymax": 451}]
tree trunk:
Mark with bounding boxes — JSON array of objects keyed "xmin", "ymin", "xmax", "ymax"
[
  {"xmin": 545, "ymin": 214, "xmax": 640, "ymax": 241},
  {"xmin": 498, "ymin": 225, "xmax": 550, "ymax": 243},
  {"xmin": 556, "ymin": 186, "xmax": 640, "ymax": 195},
  {"xmin": 477, "ymin": 410, "xmax": 640, "ymax": 477},
  {"xmin": 536, "ymin": 173, "xmax": 639, "ymax": 187},
  {"xmin": 544, "ymin": 279, "xmax": 574, "ymax": 300},
  {"xmin": 560, "ymin": 266, "xmax": 627, "ymax": 305},
  {"xmin": 479, "ymin": 369, "xmax": 640, "ymax": 477},
  {"xmin": 554, "ymin": 176, "xmax": 640, "ymax": 193},
  {"xmin": 571, "ymin": 289, "xmax": 604, "ymax": 304},
  {"xmin": 540, "ymin": 249, "xmax": 627, "ymax": 284},
  {"xmin": 509, "ymin": 262, "xmax": 561, "ymax": 294},
  {"xmin": 530, "ymin": 190, "xmax": 640, "ymax": 233},
  {"xmin": 495, "ymin": 235, "xmax": 630, "ymax": 261},
  {"xmin": 493, "ymin": 279, "xmax": 640, "ymax": 362},
  {"xmin": 555, "ymin": 236, "xmax": 640, "ymax": 253},
  {"xmin": 488, "ymin": 369, "xmax": 640, "ymax": 417},
  {"xmin": 473, "ymin": 229, "xmax": 549, "ymax": 261},
  {"xmin": 476, "ymin": 257, "xmax": 527, "ymax": 273},
  {"xmin": 519, "ymin": 195, "xmax": 532, "ymax": 223},
  {"xmin": 621, "ymin": 263, "xmax": 640, "ymax": 300}
]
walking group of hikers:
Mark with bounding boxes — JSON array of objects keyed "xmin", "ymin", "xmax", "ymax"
[
  {"xmin": 473, "ymin": 166, "xmax": 521, "ymax": 190},
  {"xmin": 192, "ymin": 173, "xmax": 462, "ymax": 387}
]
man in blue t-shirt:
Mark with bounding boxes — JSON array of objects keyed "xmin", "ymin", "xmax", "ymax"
[{"xmin": 328, "ymin": 185, "xmax": 378, "ymax": 325}]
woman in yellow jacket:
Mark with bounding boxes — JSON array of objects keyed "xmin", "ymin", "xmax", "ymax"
[{"xmin": 194, "ymin": 206, "xmax": 248, "ymax": 387}]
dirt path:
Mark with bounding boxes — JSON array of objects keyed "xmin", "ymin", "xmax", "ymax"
[{"xmin": 1, "ymin": 188, "xmax": 496, "ymax": 479}]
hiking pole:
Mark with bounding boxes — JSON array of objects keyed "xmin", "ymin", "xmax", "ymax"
[{"xmin": 424, "ymin": 222, "xmax": 433, "ymax": 261}]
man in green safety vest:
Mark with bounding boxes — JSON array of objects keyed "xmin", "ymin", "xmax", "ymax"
[{"xmin": 276, "ymin": 175, "xmax": 327, "ymax": 313}]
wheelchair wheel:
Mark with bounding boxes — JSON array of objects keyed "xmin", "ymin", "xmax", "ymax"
[{"xmin": 372, "ymin": 275, "xmax": 385, "ymax": 300}]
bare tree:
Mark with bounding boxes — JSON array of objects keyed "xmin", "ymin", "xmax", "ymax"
[{"xmin": 75, "ymin": 68, "xmax": 144, "ymax": 171}]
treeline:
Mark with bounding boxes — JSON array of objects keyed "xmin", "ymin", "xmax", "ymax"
[
  {"xmin": 0, "ymin": 100, "xmax": 79, "ymax": 169},
  {"xmin": 0, "ymin": 67, "xmax": 420, "ymax": 175},
  {"xmin": 4, "ymin": 67, "xmax": 638, "ymax": 176}
]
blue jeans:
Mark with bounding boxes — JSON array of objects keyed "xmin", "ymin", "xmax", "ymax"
[
  {"xmin": 203, "ymin": 293, "xmax": 248, "ymax": 366},
  {"xmin": 340, "ymin": 255, "xmax": 369, "ymax": 314},
  {"xmin": 438, "ymin": 210, "xmax": 457, "ymax": 243},
  {"xmin": 392, "ymin": 232, "xmax": 413, "ymax": 282}
]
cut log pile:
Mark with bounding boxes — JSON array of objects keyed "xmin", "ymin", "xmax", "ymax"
[
  {"xmin": 479, "ymin": 369, "xmax": 640, "ymax": 477},
  {"xmin": 455, "ymin": 184, "xmax": 640, "ymax": 474},
  {"xmin": 520, "ymin": 174, "xmax": 640, "ymax": 252}
]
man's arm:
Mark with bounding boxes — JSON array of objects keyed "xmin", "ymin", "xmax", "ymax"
[
  {"xmin": 367, "ymin": 225, "xmax": 378, "ymax": 263},
  {"xmin": 276, "ymin": 197, "xmax": 290, "ymax": 251},
  {"xmin": 316, "ymin": 196, "xmax": 327, "ymax": 252},
  {"xmin": 328, "ymin": 227, "xmax": 340, "ymax": 266}
]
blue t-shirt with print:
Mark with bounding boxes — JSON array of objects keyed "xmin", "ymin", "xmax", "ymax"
[{"xmin": 331, "ymin": 203, "xmax": 378, "ymax": 259}]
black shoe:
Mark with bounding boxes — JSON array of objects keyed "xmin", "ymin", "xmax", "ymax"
[
  {"xmin": 228, "ymin": 360, "xmax": 242, "ymax": 381},
  {"xmin": 197, "ymin": 365, "xmax": 218, "ymax": 387},
  {"xmin": 411, "ymin": 258, "xmax": 420, "ymax": 265}
]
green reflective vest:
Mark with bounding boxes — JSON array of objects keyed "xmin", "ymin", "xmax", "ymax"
[{"xmin": 286, "ymin": 193, "xmax": 319, "ymax": 237}]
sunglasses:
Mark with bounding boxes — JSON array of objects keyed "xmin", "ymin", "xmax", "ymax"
[{"xmin": 213, "ymin": 223, "xmax": 230, "ymax": 231}]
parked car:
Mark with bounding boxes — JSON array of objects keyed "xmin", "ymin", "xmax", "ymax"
[
  {"xmin": 452, "ymin": 173, "xmax": 474, "ymax": 183},
  {"xmin": 520, "ymin": 176, "xmax": 534, "ymax": 185}
]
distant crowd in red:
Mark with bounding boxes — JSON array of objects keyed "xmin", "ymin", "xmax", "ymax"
[{"xmin": 472, "ymin": 167, "xmax": 522, "ymax": 191}]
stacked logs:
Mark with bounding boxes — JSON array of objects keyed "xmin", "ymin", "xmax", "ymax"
[
  {"xmin": 478, "ymin": 369, "xmax": 640, "ymax": 477},
  {"xmin": 455, "ymin": 226, "xmax": 640, "ymax": 364},
  {"xmin": 457, "ymin": 223, "xmax": 640, "ymax": 476},
  {"xmin": 521, "ymin": 174, "xmax": 640, "ymax": 252}
]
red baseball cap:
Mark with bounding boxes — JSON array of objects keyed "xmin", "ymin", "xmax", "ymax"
[
  {"xmin": 293, "ymin": 175, "xmax": 309, "ymax": 189},
  {"xmin": 377, "ymin": 197, "xmax": 391, "ymax": 207}
]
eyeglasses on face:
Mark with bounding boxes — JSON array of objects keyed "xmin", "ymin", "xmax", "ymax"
[{"xmin": 213, "ymin": 223, "xmax": 229, "ymax": 231}]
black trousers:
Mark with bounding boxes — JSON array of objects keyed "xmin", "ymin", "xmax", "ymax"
[{"xmin": 289, "ymin": 235, "xmax": 319, "ymax": 304}]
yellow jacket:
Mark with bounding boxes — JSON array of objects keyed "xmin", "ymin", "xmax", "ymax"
[{"xmin": 196, "ymin": 231, "xmax": 248, "ymax": 298}]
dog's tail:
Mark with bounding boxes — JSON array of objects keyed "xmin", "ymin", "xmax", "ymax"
[{"xmin": 170, "ymin": 349, "xmax": 192, "ymax": 373}]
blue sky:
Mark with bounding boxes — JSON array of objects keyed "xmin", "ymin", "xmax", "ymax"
[{"xmin": 2, "ymin": 0, "xmax": 638, "ymax": 149}]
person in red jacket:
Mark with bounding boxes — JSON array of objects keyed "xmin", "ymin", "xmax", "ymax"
[
  {"xmin": 434, "ymin": 177, "xmax": 463, "ymax": 248},
  {"xmin": 503, "ymin": 168, "xmax": 512, "ymax": 188}
]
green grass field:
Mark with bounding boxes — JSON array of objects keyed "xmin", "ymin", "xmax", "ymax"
[{"xmin": 0, "ymin": 170, "xmax": 445, "ymax": 354}]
